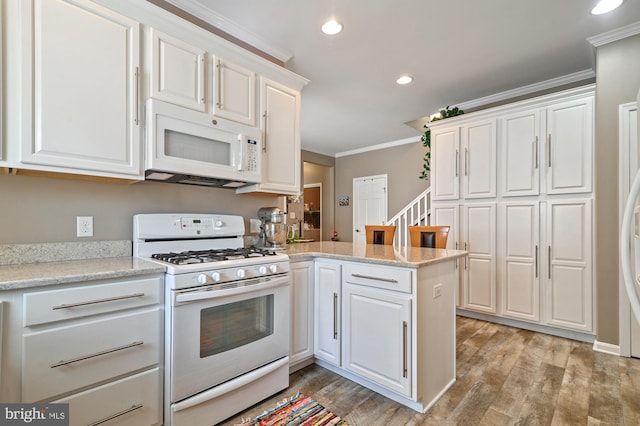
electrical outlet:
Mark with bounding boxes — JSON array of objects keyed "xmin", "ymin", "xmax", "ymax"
[
  {"xmin": 433, "ymin": 283, "xmax": 442, "ymax": 299},
  {"xmin": 77, "ymin": 216, "xmax": 93, "ymax": 237},
  {"xmin": 250, "ymin": 219, "xmax": 262, "ymax": 233}
]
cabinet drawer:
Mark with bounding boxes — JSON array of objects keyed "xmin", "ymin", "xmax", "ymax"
[
  {"xmin": 53, "ymin": 367, "xmax": 161, "ymax": 426},
  {"xmin": 23, "ymin": 277, "xmax": 162, "ymax": 327},
  {"xmin": 344, "ymin": 263, "xmax": 412, "ymax": 293},
  {"xmin": 22, "ymin": 309, "xmax": 160, "ymax": 402}
]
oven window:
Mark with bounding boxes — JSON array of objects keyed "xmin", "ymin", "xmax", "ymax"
[{"xmin": 200, "ymin": 295, "xmax": 274, "ymax": 358}]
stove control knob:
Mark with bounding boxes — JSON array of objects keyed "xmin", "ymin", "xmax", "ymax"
[
  {"xmin": 259, "ymin": 266, "xmax": 268, "ymax": 275},
  {"xmin": 269, "ymin": 264, "xmax": 278, "ymax": 273},
  {"xmin": 237, "ymin": 269, "xmax": 246, "ymax": 279},
  {"xmin": 197, "ymin": 274, "xmax": 208, "ymax": 285},
  {"xmin": 211, "ymin": 272, "xmax": 221, "ymax": 282},
  {"xmin": 214, "ymin": 220, "xmax": 223, "ymax": 228}
]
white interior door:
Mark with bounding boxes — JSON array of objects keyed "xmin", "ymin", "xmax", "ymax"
[{"xmin": 353, "ymin": 175, "xmax": 388, "ymax": 244}]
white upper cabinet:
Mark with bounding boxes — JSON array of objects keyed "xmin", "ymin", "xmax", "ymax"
[
  {"xmin": 462, "ymin": 119, "xmax": 497, "ymax": 199},
  {"xmin": 545, "ymin": 97, "xmax": 593, "ymax": 195},
  {"xmin": 148, "ymin": 28, "xmax": 206, "ymax": 112},
  {"xmin": 501, "ymin": 109, "xmax": 541, "ymax": 197},
  {"xmin": 17, "ymin": 0, "xmax": 142, "ymax": 179},
  {"xmin": 431, "ymin": 118, "xmax": 496, "ymax": 201},
  {"xmin": 237, "ymin": 77, "xmax": 301, "ymax": 195},
  {"xmin": 214, "ymin": 59, "xmax": 256, "ymax": 126},
  {"xmin": 431, "ymin": 126, "xmax": 460, "ymax": 201}
]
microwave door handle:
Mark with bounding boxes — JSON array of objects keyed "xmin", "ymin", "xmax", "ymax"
[{"xmin": 237, "ymin": 135, "xmax": 244, "ymax": 171}]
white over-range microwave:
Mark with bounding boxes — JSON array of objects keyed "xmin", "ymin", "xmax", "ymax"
[{"xmin": 145, "ymin": 99, "xmax": 262, "ymax": 188}]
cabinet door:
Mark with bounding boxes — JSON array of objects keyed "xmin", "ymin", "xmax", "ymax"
[
  {"xmin": 544, "ymin": 199, "xmax": 593, "ymax": 332},
  {"xmin": 431, "ymin": 127, "xmax": 460, "ymax": 200},
  {"xmin": 19, "ymin": 0, "xmax": 141, "ymax": 177},
  {"xmin": 259, "ymin": 77, "xmax": 301, "ymax": 194},
  {"xmin": 314, "ymin": 261, "xmax": 341, "ymax": 366},
  {"xmin": 342, "ymin": 283, "xmax": 411, "ymax": 397},
  {"xmin": 214, "ymin": 58, "xmax": 256, "ymax": 126},
  {"xmin": 545, "ymin": 97, "xmax": 593, "ymax": 195},
  {"xmin": 501, "ymin": 202, "xmax": 540, "ymax": 322},
  {"xmin": 290, "ymin": 261, "xmax": 314, "ymax": 365},
  {"xmin": 462, "ymin": 203, "xmax": 497, "ymax": 313},
  {"xmin": 462, "ymin": 119, "xmax": 497, "ymax": 199},
  {"xmin": 501, "ymin": 109, "xmax": 541, "ymax": 197},
  {"xmin": 149, "ymin": 28, "xmax": 206, "ymax": 112},
  {"xmin": 432, "ymin": 203, "xmax": 461, "ymax": 306}
]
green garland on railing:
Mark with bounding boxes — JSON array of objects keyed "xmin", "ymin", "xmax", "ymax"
[{"xmin": 419, "ymin": 106, "xmax": 465, "ymax": 180}]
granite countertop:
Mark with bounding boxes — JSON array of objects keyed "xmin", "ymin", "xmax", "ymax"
[
  {"xmin": 284, "ymin": 241, "xmax": 467, "ymax": 267},
  {"xmin": 0, "ymin": 257, "xmax": 166, "ymax": 291}
]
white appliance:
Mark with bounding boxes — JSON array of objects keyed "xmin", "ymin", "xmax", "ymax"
[
  {"xmin": 145, "ymin": 99, "xmax": 262, "ymax": 188},
  {"xmin": 621, "ymin": 89, "xmax": 640, "ymax": 325},
  {"xmin": 133, "ymin": 213, "xmax": 290, "ymax": 426}
]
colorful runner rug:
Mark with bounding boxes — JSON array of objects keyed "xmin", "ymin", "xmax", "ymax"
[{"xmin": 238, "ymin": 392, "xmax": 347, "ymax": 426}]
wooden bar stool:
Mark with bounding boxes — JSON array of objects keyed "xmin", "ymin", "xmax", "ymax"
[
  {"xmin": 364, "ymin": 225, "xmax": 396, "ymax": 245},
  {"xmin": 408, "ymin": 225, "xmax": 450, "ymax": 249}
]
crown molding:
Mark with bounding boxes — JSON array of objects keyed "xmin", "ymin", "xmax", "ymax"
[
  {"xmin": 457, "ymin": 69, "xmax": 595, "ymax": 111},
  {"xmin": 164, "ymin": 0, "xmax": 293, "ymax": 63},
  {"xmin": 335, "ymin": 136, "xmax": 421, "ymax": 158},
  {"xmin": 587, "ymin": 21, "xmax": 640, "ymax": 47}
]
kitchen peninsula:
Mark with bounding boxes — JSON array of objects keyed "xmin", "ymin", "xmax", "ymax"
[{"xmin": 285, "ymin": 241, "xmax": 467, "ymax": 413}]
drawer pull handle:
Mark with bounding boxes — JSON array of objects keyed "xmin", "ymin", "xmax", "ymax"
[
  {"xmin": 52, "ymin": 293, "xmax": 145, "ymax": 310},
  {"xmin": 351, "ymin": 273, "xmax": 398, "ymax": 283},
  {"xmin": 50, "ymin": 340, "xmax": 144, "ymax": 368},
  {"xmin": 88, "ymin": 404, "xmax": 143, "ymax": 426}
]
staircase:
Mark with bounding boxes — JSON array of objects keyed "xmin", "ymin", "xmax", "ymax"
[{"xmin": 386, "ymin": 187, "xmax": 432, "ymax": 247}]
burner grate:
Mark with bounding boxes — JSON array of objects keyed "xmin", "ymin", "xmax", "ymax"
[{"xmin": 151, "ymin": 247, "xmax": 276, "ymax": 265}]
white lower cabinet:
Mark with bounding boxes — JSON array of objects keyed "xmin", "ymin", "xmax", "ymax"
[
  {"xmin": 462, "ymin": 203, "xmax": 497, "ymax": 313},
  {"xmin": 432, "ymin": 204, "xmax": 461, "ymax": 306},
  {"xmin": 290, "ymin": 261, "xmax": 314, "ymax": 366},
  {"xmin": 53, "ymin": 368, "xmax": 162, "ymax": 426},
  {"xmin": 500, "ymin": 201, "xmax": 540, "ymax": 322},
  {"xmin": 9, "ymin": 275, "xmax": 164, "ymax": 425},
  {"xmin": 342, "ymin": 282, "xmax": 411, "ymax": 397},
  {"xmin": 313, "ymin": 261, "xmax": 341, "ymax": 366},
  {"xmin": 544, "ymin": 199, "xmax": 593, "ymax": 332}
]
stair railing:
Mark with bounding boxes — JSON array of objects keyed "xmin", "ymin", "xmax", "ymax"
[{"xmin": 386, "ymin": 187, "xmax": 431, "ymax": 248}]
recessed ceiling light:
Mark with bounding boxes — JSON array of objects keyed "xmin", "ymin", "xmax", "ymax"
[
  {"xmin": 591, "ymin": 0, "xmax": 623, "ymax": 14},
  {"xmin": 396, "ymin": 75, "xmax": 414, "ymax": 85},
  {"xmin": 321, "ymin": 20, "xmax": 343, "ymax": 35}
]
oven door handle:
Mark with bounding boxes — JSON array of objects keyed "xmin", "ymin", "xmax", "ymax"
[
  {"xmin": 172, "ymin": 356, "xmax": 289, "ymax": 413},
  {"xmin": 174, "ymin": 276, "xmax": 289, "ymax": 304}
]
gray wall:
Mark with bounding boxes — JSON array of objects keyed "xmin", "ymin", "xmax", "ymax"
[
  {"xmin": 594, "ymin": 33, "xmax": 640, "ymax": 345},
  {"xmin": 0, "ymin": 174, "xmax": 279, "ymax": 244},
  {"xmin": 334, "ymin": 141, "xmax": 429, "ymax": 242}
]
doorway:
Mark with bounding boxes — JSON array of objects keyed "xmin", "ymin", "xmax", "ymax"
[
  {"xmin": 303, "ymin": 183, "xmax": 322, "ymax": 241},
  {"xmin": 303, "ymin": 162, "xmax": 334, "ymax": 241},
  {"xmin": 352, "ymin": 175, "xmax": 388, "ymax": 244}
]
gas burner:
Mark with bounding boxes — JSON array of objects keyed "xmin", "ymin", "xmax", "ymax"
[{"xmin": 151, "ymin": 247, "xmax": 276, "ymax": 265}]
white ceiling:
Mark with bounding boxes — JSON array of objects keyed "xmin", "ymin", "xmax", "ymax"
[{"xmin": 168, "ymin": 0, "xmax": 640, "ymax": 157}]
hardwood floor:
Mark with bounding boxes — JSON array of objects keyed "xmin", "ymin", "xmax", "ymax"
[{"xmin": 221, "ymin": 317, "xmax": 640, "ymax": 425}]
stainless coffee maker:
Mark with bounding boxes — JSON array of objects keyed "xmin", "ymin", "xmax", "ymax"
[{"xmin": 256, "ymin": 207, "xmax": 287, "ymax": 250}]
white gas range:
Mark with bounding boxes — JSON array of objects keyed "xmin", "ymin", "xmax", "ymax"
[{"xmin": 133, "ymin": 213, "xmax": 290, "ymax": 426}]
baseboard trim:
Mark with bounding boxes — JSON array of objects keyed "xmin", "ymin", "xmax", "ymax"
[
  {"xmin": 593, "ymin": 340, "xmax": 621, "ymax": 356},
  {"xmin": 456, "ymin": 309, "xmax": 596, "ymax": 344}
]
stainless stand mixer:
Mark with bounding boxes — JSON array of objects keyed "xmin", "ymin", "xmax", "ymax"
[{"xmin": 256, "ymin": 207, "xmax": 287, "ymax": 250}]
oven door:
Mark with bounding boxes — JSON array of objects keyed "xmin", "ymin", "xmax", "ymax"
[{"xmin": 170, "ymin": 274, "xmax": 289, "ymax": 402}]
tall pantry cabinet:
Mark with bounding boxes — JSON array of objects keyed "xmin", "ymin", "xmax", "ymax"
[{"xmin": 430, "ymin": 85, "xmax": 595, "ymax": 337}]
